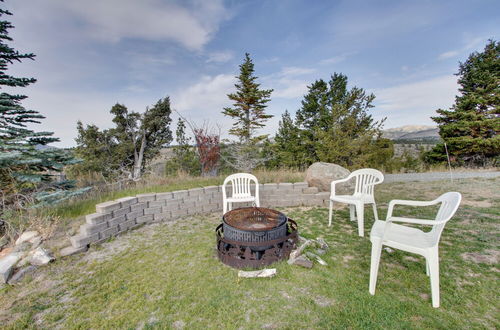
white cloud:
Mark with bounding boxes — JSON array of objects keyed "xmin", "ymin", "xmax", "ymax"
[
  {"xmin": 264, "ymin": 67, "xmax": 315, "ymax": 99},
  {"xmin": 438, "ymin": 50, "xmax": 459, "ymax": 60},
  {"xmin": 438, "ymin": 36, "xmax": 488, "ymax": 60},
  {"xmin": 280, "ymin": 67, "xmax": 316, "ymax": 76},
  {"xmin": 320, "ymin": 52, "xmax": 356, "ymax": 65},
  {"xmin": 172, "ymin": 74, "xmax": 236, "ymax": 137},
  {"xmin": 206, "ymin": 51, "xmax": 234, "ymax": 63},
  {"xmin": 373, "ymin": 75, "xmax": 459, "ymax": 127},
  {"xmin": 273, "ymin": 80, "xmax": 309, "ymax": 99},
  {"xmin": 58, "ymin": 0, "xmax": 228, "ymax": 50}
]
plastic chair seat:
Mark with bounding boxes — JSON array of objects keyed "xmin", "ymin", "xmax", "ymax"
[
  {"xmin": 331, "ymin": 193, "xmax": 375, "ymax": 205},
  {"xmin": 225, "ymin": 196, "xmax": 257, "ymax": 203},
  {"xmin": 370, "ymin": 220, "xmax": 434, "ymax": 251}
]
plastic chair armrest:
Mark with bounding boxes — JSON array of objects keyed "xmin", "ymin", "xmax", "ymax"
[
  {"xmin": 330, "ymin": 176, "xmax": 352, "ymax": 197},
  {"xmin": 386, "ymin": 199, "xmax": 441, "ymax": 218},
  {"xmin": 386, "ymin": 216, "xmax": 444, "ymax": 226}
]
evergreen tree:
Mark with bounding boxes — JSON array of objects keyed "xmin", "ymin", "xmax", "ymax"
[
  {"xmin": 72, "ymin": 99, "xmax": 173, "ymax": 180},
  {"xmin": 268, "ymin": 110, "xmax": 307, "ymax": 168},
  {"xmin": 222, "ymin": 53, "xmax": 273, "ymax": 171},
  {"xmin": 165, "ymin": 118, "xmax": 199, "ymax": 175},
  {"xmin": 223, "ymin": 53, "xmax": 273, "ymax": 143},
  {"xmin": 273, "ymin": 73, "xmax": 392, "ymax": 169},
  {"xmin": 0, "ymin": 4, "xmax": 86, "ymax": 207},
  {"xmin": 427, "ymin": 40, "xmax": 500, "ymax": 166}
]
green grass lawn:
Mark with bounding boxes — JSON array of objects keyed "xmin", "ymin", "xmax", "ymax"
[{"xmin": 1, "ymin": 178, "xmax": 498, "ymax": 329}]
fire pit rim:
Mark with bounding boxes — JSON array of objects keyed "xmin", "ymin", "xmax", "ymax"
[{"xmin": 222, "ymin": 206, "xmax": 287, "ymax": 231}]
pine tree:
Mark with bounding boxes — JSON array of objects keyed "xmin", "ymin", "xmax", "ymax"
[
  {"xmin": 273, "ymin": 73, "xmax": 392, "ymax": 169},
  {"xmin": 269, "ymin": 110, "xmax": 307, "ymax": 168},
  {"xmin": 0, "ymin": 4, "xmax": 86, "ymax": 207},
  {"xmin": 427, "ymin": 40, "xmax": 500, "ymax": 166},
  {"xmin": 223, "ymin": 53, "xmax": 273, "ymax": 143},
  {"xmin": 73, "ymin": 99, "xmax": 173, "ymax": 180},
  {"xmin": 165, "ymin": 118, "xmax": 199, "ymax": 175},
  {"xmin": 222, "ymin": 53, "xmax": 273, "ymax": 171}
]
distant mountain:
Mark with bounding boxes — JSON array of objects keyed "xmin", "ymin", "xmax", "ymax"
[
  {"xmin": 35, "ymin": 144, "xmax": 58, "ymax": 151},
  {"xmin": 383, "ymin": 125, "xmax": 440, "ymax": 142}
]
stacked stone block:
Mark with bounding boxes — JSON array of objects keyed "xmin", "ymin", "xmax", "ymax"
[{"xmin": 69, "ymin": 182, "xmax": 330, "ymax": 249}]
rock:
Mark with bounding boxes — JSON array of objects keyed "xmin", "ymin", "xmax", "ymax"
[
  {"xmin": 13, "ymin": 242, "xmax": 31, "ymax": 253},
  {"xmin": 238, "ymin": 268, "xmax": 277, "ymax": 278},
  {"xmin": 316, "ymin": 249, "xmax": 326, "ymax": 255},
  {"xmin": 15, "ymin": 231, "xmax": 39, "ymax": 246},
  {"xmin": 17, "ymin": 255, "xmax": 32, "ymax": 268},
  {"xmin": 289, "ymin": 239, "xmax": 313, "ymax": 260},
  {"xmin": 306, "ymin": 252, "xmax": 328, "ymax": 266},
  {"xmin": 315, "ymin": 238, "xmax": 329, "ymax": 250},
  {"xmin": 305, "ymin": 162, "xmax": 351, "ymax": 192},
  {"xmin": 0, "ymin": 236, "xmax": 8, "ymax": 249},
  {"xmin": 7, "ymin": 265, "xmax": 36, "ymax": 285},
  {"xmin": 29, "ymin": 247, "xmax": 55, "ymax": 266},
  {"xmin": 289, "ymin": 255, "xmax": 313, "ymax": 268},
  {"xmin": 0, "ymin": 247, "xmax": 13, "ymax": 258},
  {"xmin": 60, "ymin": 245, "xmax": 88, "ymax": 257},
  {"xmin": 29, "ymin": 236, "xmax": 42, "ymax": 248},
  {"xmin": 384, "ymin": 247, "xmax": 394, "ymax": 253},
  {"xmin": 0, "ymin": 253, "xmax": 21, "ymax": 283}
]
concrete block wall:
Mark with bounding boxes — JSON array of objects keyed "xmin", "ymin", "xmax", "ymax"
[{"xmin": 69, "ymin": 182, "xmax": 330, "ymax": 249}]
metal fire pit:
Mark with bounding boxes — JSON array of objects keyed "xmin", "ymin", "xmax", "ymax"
[
  {"xmin": 216, "ymin": 207, "xmax": 298, "ymax": 269},
  {"xmin": 223, "ymin": 207, "xmax": 288, "ymax": 250}
]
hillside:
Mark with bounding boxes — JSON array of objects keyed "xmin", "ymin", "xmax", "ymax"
[{"xmin": 383, "ymin": 125, "xmax": 440, "ymax": 142}]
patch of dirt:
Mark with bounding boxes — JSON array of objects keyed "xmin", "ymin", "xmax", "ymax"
[
  {"xmin": 419, "ymin": 293, "xmax": 430, "ymax": 300},
  {"xmin": 81, "ymin": 238, "xmax": 132, "ymax": 263},
  {"xmin": 461, "ymin": 250, "xmax": 500, "ymax": 265},
  {"xmin": 403, "ymin": 256, "xmax": 421, "ymax": 262},
  {"xmin": 172, "ymin": 320, "xmax": 185, "ymax": 329},
  {"xmin": 342, "ymin": 255, "xmax": 355, "ymax": 263},
  {"xmin": 313, "ymin": 295, "xmax": 334, "ymax": 307},
  {"xmin": 461, "ymin": 200, "xmax": 493, "ymax": 208},
  {"xmin": 386, "ymin": 263, "xmax": 405, "ymax": 270}
]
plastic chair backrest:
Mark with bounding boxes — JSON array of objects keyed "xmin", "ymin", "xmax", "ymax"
[
  {"xmin": 222, "ymin": 173, "xmax": 259, "ymax": 200},
  {"xmin": 351, "ymin": 169, "xmax": 384, "ymax": 196},
  {"xmin": 430, "ymin": 192, "xmax": 462, "ymax": 246}
]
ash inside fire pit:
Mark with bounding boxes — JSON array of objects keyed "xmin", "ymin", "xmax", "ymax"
[{"xmin": 216, "ymin": 207, "xmax": 298, "ymax": 269}]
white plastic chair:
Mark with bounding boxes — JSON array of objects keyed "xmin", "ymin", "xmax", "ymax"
[
  {"xmin": 222, "ymin": 173, "xmax": 260, "ymax": 214},
  {"xmin": 369, "ymin": 192, "xmax": 462, "ymax": 308},
  {"xmin": 328, "ymin": 168, "xmax": 384, "ymax": 237}
]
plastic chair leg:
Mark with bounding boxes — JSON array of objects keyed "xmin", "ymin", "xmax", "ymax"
[
  {"xmin": 369, "ymin": 241, "xmax": 383, "ymax": 295},
  {"xmin": 428, "ymin": 252, "xmax": 440, "ymax": 308},
  {"xmin": 356, "ymin": 203, "xmax": 364, "ymax": 237},
  {"xmin": 349, "ymin": 205, "xmax": 356, "ymax": 221},
  {"xmin": 328, "ymin": 200, "xmax": 333, "ymax": 227},
  {"xmin": 372, "ymin": 203, "xmax": 379, "ymax": 221}
]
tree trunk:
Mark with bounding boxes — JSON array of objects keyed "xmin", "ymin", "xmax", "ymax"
[{"xmin": 133, "ymin": 130, "xmax": 146, "ymax": 181}]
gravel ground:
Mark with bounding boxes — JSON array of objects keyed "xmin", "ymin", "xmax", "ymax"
[{"xmin": 384, "ymin": 171, "xmax": 500, "ymax": 183}]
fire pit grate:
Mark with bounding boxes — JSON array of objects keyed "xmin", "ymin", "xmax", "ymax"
[{"xmin": 223, "ymin": 207, "xmax": 287, "ymax": 231}]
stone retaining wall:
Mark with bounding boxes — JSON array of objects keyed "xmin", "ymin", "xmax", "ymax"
[{"xmin": 69, "ymin": 182, "xmax": 330, "ymax": 249}]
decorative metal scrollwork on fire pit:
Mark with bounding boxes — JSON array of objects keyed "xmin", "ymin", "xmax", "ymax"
[{"xmin": 216, "ymin": 207, "xmax": 298, "ymax": 269}]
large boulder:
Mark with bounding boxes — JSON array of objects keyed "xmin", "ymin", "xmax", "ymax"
[{"xmin": 305, "ymin": 162, "xmax": 351, "ymax": 192}]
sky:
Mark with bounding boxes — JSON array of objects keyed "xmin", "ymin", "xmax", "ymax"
[{"xmin": 4, "ymin": 0, "xmax": 499, "ymax": 147}]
